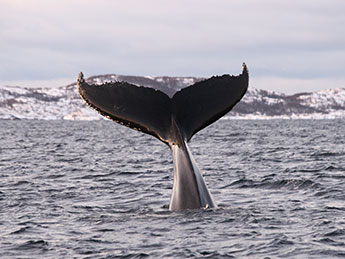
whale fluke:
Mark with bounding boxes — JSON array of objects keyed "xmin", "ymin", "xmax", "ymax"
[
  {"xmin": 77, "ymin": 64, "xmax": 249, "ymax": 210},
  {"xmin": 172, "ymin": 64, "xmax": 248, "ymax": 142}
]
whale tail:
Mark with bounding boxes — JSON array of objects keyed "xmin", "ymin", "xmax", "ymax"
[
  {"xmin": 77, "ymin": 64, "xmax": 248, "ymax": 146},
  {"xmin": 77, "ymin": 64, "xmax": 249, "ymax": 210}
]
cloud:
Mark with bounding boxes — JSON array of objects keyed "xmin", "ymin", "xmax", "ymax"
[{"xmin": 1, "ymin": 0, "xmax": 344, "ymax": 93}]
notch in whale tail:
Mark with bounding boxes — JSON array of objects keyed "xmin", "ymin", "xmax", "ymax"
[
  {"xmin": 77, "ymin": 64, "xmax": 249, "ymax": 210},
  {"xmin": 77, "ymin": 64, "xmax": 249, "ymax": 145}
]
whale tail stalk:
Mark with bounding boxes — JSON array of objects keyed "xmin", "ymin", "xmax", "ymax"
[{"xmin": 77, "ymin": 64, "xmax": 249, "ymax": 210}]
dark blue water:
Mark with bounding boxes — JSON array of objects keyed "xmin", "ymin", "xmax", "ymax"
[{"xmin": 1, "ymin": 119, "xmax": 345, "ymax": 258}]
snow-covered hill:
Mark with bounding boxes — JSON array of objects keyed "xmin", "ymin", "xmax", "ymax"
[{"xmin": 1, "ymin": 74, "xmax": 344, "ymax": 120}]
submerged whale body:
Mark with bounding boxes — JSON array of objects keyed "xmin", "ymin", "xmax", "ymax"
[{"xmin": 77, "ymin": 64, "xmax": 249, "ymax": 211}]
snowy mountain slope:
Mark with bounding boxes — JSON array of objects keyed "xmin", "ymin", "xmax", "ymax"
[
  {"xmin": 0, "ymin": 74, "xmax": 344, "ymax": 120},
  {"xmin": 231, "ymin": 87, "xmax": 345, "ymax": 118}
]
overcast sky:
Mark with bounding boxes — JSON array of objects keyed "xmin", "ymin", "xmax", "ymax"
[{"xmin": 1, "ymin": 0, "xmax": 344, "ymax": 94}]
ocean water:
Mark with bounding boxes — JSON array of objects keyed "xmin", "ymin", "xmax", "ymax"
[{"xmin": 0, "ymin": 119, "xmax": 345, "ymax": 258}]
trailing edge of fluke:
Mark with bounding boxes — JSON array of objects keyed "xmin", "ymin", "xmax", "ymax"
[{"xmin": 77, "ymin": 64, "xmax": 249, "ymax": 211}]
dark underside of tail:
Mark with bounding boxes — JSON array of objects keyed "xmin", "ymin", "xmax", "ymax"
[{"xmin": 77, "ymin": 64, "xmax": 249, "ymax": 145}]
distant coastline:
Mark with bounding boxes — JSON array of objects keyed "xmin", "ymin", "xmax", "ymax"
[{"xmin": 1, "ymin": 74, "xmax": 344, "ymax": 120}]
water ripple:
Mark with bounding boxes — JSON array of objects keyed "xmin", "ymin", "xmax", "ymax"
[{"xmin": 0, "ymin": 119, "xmax": 344, "ymax": 258}]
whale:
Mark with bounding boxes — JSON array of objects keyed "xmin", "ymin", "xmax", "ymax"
[{"xmin": 77, "ymin": 64, "xmax": 249, "ymax": 211}]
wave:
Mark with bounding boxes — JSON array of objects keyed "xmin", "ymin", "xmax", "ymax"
[{"xmin": 225, "ymin": 178, "xmax": 321, "ymax": 190}]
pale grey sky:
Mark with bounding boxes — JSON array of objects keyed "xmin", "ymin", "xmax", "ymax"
[{"xmin": 1, "ymin": 0, "xmax": 344, "ymax": 94}]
